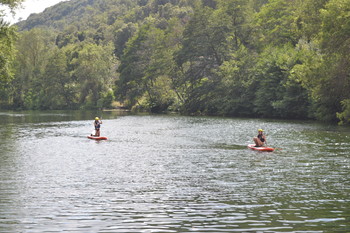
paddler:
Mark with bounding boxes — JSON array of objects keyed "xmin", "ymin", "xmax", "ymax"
[
  {"xmin": 92, "ymin": 117, "xmax": 102, "ymax": 136},
  {"xmin": 253, "ymin": 129, "xmax": 266, "ymax": 147}
]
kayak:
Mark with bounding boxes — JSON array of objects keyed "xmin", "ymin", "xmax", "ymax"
[
  {"xmin": 248, "ymin": 144, "xmax": 274, "ymax": 152},
  {"xmin": 87, "ymin": 135, "xmax": 108, "ymax": 140}
]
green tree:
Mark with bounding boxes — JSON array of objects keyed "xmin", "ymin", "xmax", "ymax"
[
  {"xmin": 0, "ymin": 19, "xmax": 17, "ymax": 106},
  {"xmin": 72, "ymin": 42, "xmax": 117, "ymax": 109},
  {"xmin": 337, "ymin": 99, "xmax": 350, "ymax": 125},
  {"xmin": 115, "ymin": 24, "xmax": 150, "ymax": 107},
  {"xmin": 293, "ymin": 0, "xmax": 329, "ymax": 41},
  {"xmin": 254, "ymin": 0, "xmax": 298, "ymax": 46},
  {"xmin": 12, "ymin": 28, "xmax": 55, "ymax": 109},
  {"xmin": 253, "ymin": 45, "xmax": 310, "ymax": 119},
  {"xmin": 292, "ymin": 0, "xmax": 350, "ymax": 122},
  {"xmin": 116, "ymin": 22, "xmax": 179, "ymax": 112},
  {"xmin": 174, "ymin": 3, "xmax": 229, "ymax": 113},
  {"xmin": 216, "ymin": 0, "xmax": 255, "ymax": 50},
  {"xmin": 0, "ymin": 0, "xmax": 23, "ymax": 10},
  {"xmin": 41, "ymin": 48, "xmax": 76, "ymax": 109},
  {"xmin": 215, "ymin": 46, "xmax": 257, "ymax": 117},
  {"xmin": 0, "ymin": 0, "xmax": 23, "ymax": 106},
  {"xmin": 113, "ymin": 22, "xmax": 137, "ymax": 58}
]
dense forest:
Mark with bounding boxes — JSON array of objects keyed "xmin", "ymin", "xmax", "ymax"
[{"xmin": 0, "ymin": 0, "xmax": 349, "ymax": 124}]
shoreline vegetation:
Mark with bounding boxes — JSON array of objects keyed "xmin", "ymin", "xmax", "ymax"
[{"xmin": 1, "ymin": 0, "xmax": 349, "ymax": 125}]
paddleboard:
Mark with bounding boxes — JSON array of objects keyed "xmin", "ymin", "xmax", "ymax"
[
  {"xmin": 87, "ymin": 135, "xmax": 108, "ymax": 140},
  {"xmin": 248, "ymin": 144, "xmax": 274, "ymax": 152}
]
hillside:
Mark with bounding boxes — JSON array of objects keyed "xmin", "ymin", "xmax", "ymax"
[
  {"xmin": 2, "ymin": 0, "xmax": 350, "ymax": 124},
  {"xmin": 16, "ymin": 0, "xmax": 138, "ymax": 31}
]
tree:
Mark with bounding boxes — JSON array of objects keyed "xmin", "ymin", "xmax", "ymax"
[
  {"xmin": 292, "ymin": 0, "xmax": 350, "ymax": 122},
  {"xmin": 216, "ymin": 0, "xmax": 255, "ymax": 50},
  {"xmin": 12, "ymin": 28, "xmax": 55, "ymax": 109},
  {"xmin": 3, "ymin": 0, "xmax": 349, "ymax": 123},
  {"xmin": 174, "ymin": 3, "xmax": 229, "ymax": 113},
  {"xmin": 0, "ymin": 0, "xmax": 23, "ymax": 106},
  {"xmin": 113, "ymin": 22, "xmax": 137, "ymax": 58},
  {"xmin": 215, "ymin": 46, "xmax": 257, "ymax": 117},
  {"xmin": 0, "ymin": 19, "xmax": 17, "ymax": 106},
  {"xmin": 337, "ymin": 100, "xmax": 350, "ymax": 125},
  {"xmin": 254, "ymin": 0, "xmax": 299, "ymax": 46},
  {"xmin": 41, "ymin": 48, "xmax": 76, "ymax": 109},
  {"xmin": 115, "ymin": 24, "xmax": 150, "ymax": 107},
  {"xmin": 72, "ymin": 42, "xmax": 117, "ymax": 109},
  {"xmin": 253, "ymin": 45, "xmax": 310, "ymax": 119},
  {"xmin": 0, "ymin": 0, "xmax": 23, "ymax": 10},
  {"xmin": 293, "ymin": 0, "xmax": 329, "ymax": 41},
  {"xmin": 115, "ymin": 22, "xmax": 178, "ymax": 112}
]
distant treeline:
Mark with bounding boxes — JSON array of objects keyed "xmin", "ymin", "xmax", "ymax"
[{"xmin": 1, "ymin": 0, "xmax": 349, "ymax": 124}]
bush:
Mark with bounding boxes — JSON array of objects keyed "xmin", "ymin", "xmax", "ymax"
[{"xmin": 337, "ymin": 99, "xmax": 350, "ymax": 125}]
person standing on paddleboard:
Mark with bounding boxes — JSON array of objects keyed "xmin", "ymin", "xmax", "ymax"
[
  {"xmin": 253, "ymin": 129, "xmax": 267, "ymax": 147},
  {"xmin": 93, "ymin": 117, "xmax": 102, "ymax": 136}
]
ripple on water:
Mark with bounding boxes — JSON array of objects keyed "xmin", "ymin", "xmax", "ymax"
[{"xmin": 0, "ymin": 114, "xmax": 349, "ymax": 232}]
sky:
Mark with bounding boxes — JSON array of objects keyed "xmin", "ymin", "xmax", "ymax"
[{"xmin": 2, "ymin": 0, "xmax": 69, "ymax": 24}]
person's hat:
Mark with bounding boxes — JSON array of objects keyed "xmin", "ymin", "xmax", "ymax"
[{"xmin": 95, "ymin": 117, "xmax": 99, "ymax": 120}]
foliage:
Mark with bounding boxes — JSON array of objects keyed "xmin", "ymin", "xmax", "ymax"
[
  {"xmin": 0, "ymin": 0, "xmax": 23, "ymax": 106},
  {"xmin": 42, "ymin": 48, "xmax": 75, "ymax": 109},
  {"xmin": 254, "ymin": 0, "xmax": 299, "ymax": 46},
  {"xmin": 11, "ymin": 29, "xmax": 55, "ymax": 109},
  {"xmin": 253, "ymin": 45, "xmax": 310, "ymax": 119},
  {"xmin": 337, "ymin": 99, "xmax": 350, "ymax": 125},
  {"xmin": 2, "ymin": 0, "xmax": 349, "ymax": 123},
  {"xmin": 0, "ymin": 19, "xmax": 16, "ymax": 90},
  {"xmin": 10, "ymin": 28, "xmax": 117, "ymax": 110},
  {"xmin": 291, "ymin": 0, "xmax": 350, "ymax": 122},
  {"xmin": 116, "ymin": 22, "xmax": 179, "ymax": 112},
  {"xmin": 0, "ymin": 0, "xmax": 24, "ymax": 10}
]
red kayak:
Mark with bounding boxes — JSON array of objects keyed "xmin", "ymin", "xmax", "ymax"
[
  {"xmin": 248, "ymin": 144, "xmax": 274, "ymax": 152},
  {"xmin": 87, "ymin": 135, "xmax": 108, "ymax": 140}
]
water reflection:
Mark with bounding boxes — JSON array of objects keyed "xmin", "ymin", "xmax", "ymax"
[{"xmin": 0, "ymin": 112, "xmax": 349, "ymax": 232}]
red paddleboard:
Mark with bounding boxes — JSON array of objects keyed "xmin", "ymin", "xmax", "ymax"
[
  {"xmin": 87, "ymin": 135, "xmax": 108, "ymax": 140},
  {"xmin": 248, "ymin": 144, "xmax": 274, "ymax": 152}
]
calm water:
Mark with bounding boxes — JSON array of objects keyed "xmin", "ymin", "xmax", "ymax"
[{"xmin": 0, "ymin": 111, "xmax": 349, "ymax": 233}]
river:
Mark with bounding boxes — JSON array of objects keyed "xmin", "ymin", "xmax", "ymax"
[{"xmin": 0, "ymin": 111, "xmax": 349, "ymax": 232}]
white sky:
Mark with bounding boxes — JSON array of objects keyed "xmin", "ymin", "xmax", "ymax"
[{"xmin": 2, "ymin": 0, "xmax": 69, "ymax": 24}]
